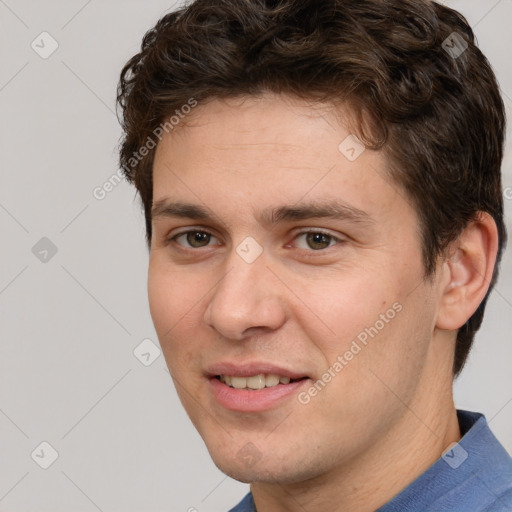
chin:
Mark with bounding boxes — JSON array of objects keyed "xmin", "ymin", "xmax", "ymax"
[{"xmin": 209, "ymin": 449, "xmax": 317, "ymax": 485}]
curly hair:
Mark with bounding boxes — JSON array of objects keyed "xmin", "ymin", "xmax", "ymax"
[{"xmin": 117, "ymin": 0, "xmax": 506, "ymax": 375}]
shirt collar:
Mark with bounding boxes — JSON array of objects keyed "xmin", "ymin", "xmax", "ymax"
[
  {"xmin": 229, "ymin": 410, "xmax": 512, "ymax": 512},
  {"xmin": 378, "ymin": 410, "xmax": 512, "ymax": 511}
]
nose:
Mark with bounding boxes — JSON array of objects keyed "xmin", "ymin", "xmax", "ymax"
[{"xmin": 203, "ymin": 253, "xmax": 287, "ymax": 341}]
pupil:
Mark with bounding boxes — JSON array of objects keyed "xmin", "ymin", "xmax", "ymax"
[
  {"xmin": 188, "ymin": 231, "xmax": 210, "ymax": 247},
  {"xmin": 307, "ymin": 232, "xmax": 330, "ymax": 250}
]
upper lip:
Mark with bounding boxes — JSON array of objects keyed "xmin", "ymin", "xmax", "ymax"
[{"xmin": 205, "ymin": 361, "xmax": 309, "ymax": 380}]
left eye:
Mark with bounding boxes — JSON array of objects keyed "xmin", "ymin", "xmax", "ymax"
[
  {"xmin": 173, "ymin": 231, "xmax": 220, "ymax": 248},
  {"xmin": 294, "ymin": 231, "xmax": 339, "ymax": 250}
]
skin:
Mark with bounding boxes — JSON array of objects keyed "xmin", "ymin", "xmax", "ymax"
[{"xmin": 148, "ymin": 93, "xmax": 498, "ymax": 512}]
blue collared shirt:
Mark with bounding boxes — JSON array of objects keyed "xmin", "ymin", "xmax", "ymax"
[{"xmin": 229, "ymin": 410, "xmax": 512, "ymax": 512}]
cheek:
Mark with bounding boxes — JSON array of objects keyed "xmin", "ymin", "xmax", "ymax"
[
  {"xmin": 148, "ymin": 254, "xmax": 203, "ymax": 323},
  {"xmin": 340, "ymin": 281, "xmax": 436, "ymax": 402},
  {"xmin": 147, "ymin": 259, "xmax": 198, "ymax": 344},
  {"xmin": 293, "ymin": 270, "xmax": 400, "ymax": 356},
  {"xmin": 147, "ymin": 258, "xmax": 213, "ymax": 372},
  {"xmin": 147, "ymin": 263, "xmax": 173, "ymax": 335}
]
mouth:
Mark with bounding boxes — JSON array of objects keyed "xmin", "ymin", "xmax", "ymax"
[
  {"xmin": 215, "ymin": 373, "xmax": 307, "ymax": 390},
  {"xmin": 206, "ymin": 363, "xmax": 311, "ymax": 412}
]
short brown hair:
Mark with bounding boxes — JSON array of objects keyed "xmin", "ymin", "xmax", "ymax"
[{"xmin": 117, "ymin": 0, "xmax": 507, "ymax": 375}]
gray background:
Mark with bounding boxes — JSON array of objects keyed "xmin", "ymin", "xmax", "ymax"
[{"xmin": 0, "ymin": 1, "xmax": 511, "ymax": 511}]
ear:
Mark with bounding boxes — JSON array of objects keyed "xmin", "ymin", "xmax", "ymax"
[{"xmin": 436, "ymin": 212, "xmax": 499, "ymax": 331}]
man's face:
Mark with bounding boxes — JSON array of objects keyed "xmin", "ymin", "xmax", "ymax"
[{"xmin": 149, "ymin": 94, "xmax": 444, "ymax": 483}]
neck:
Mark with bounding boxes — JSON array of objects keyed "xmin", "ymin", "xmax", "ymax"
[{"xmin": 251, "ymin": 335, "xmax": 461, "ymax": 512}]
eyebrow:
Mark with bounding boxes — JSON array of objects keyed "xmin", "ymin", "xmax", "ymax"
[
  {"xmin": 260, "ymin": 202, "xmax": 374, "ymax": 226},
  {"xmin": 152, "ymin": 200, "xmax": 211, "ymax": 221},
  {"xmin": 151, "ymin": 199, "xmax": 374, "ymax": 226}
]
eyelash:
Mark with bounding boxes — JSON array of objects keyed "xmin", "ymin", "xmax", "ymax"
[
  {"xmin": 168, "ymin": 228, "xmax": 344, "ymax": 252},
  {"xmin": 169, "ymin": 230, "xmax": 221, "ymax": 249},
  {"xmin": 292, "ymin": 229, "xmax": 342, "ymax": 251}
]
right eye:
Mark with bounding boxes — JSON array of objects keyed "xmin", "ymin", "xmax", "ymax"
[{"xmin": 171, "ymin": 230, "xmax": 221, "ymax": 249}]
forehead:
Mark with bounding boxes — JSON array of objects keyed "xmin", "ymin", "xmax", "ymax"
[{"xmin": 151, "ymin": 93, "xmax": 409, "ymax": 225}]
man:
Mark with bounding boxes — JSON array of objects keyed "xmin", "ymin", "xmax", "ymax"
[{"xmin": 117, "ymin": 0, "xmax": 512, "ymax": 510}]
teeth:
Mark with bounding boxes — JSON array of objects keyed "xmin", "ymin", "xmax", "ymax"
[
  {"xmin": 219, "ymin": 373, "xmax": 295, "ymax": 389},
  {"xmin": 247, "ymin": 374, "xmax": 266, "ymax": 390},
  {"xmin": 231, "ymin": 376, "xmax": 247, "ymax": 389},
  {"xmin": 265, "ymin": 374, "xmax": 280, "ymax": 387}
]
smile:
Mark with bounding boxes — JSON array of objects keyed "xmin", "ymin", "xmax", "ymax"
[{"xmin": 217, "ymin": 374, "xmax": 299, "ymax": 390}]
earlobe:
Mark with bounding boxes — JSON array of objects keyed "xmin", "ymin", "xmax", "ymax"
[{"xmin": 436, "ymin": 213, "xmax": 498, "ymax": 331}]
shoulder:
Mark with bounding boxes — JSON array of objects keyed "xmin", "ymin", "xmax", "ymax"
[
  {"xmin": 380, "ymin": 410, "xmax": 512, "ymax": 512},
  {"xmin": 480, "ymin": 488, "xmax": 512, "ymax": 512}
]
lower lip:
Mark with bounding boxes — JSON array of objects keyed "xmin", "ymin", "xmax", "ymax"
[{"xmin": 209, "ymin": 377, "xmax": 309, "ymax": 412}]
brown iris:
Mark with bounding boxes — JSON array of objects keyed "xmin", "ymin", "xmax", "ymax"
[
  {"xmin": 186, "ymin": 231, "xmax": 211, "ymax": 248},
  {"xmin": 305, "ymin": 232, "xmax": 332, "ymax": 250}
]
